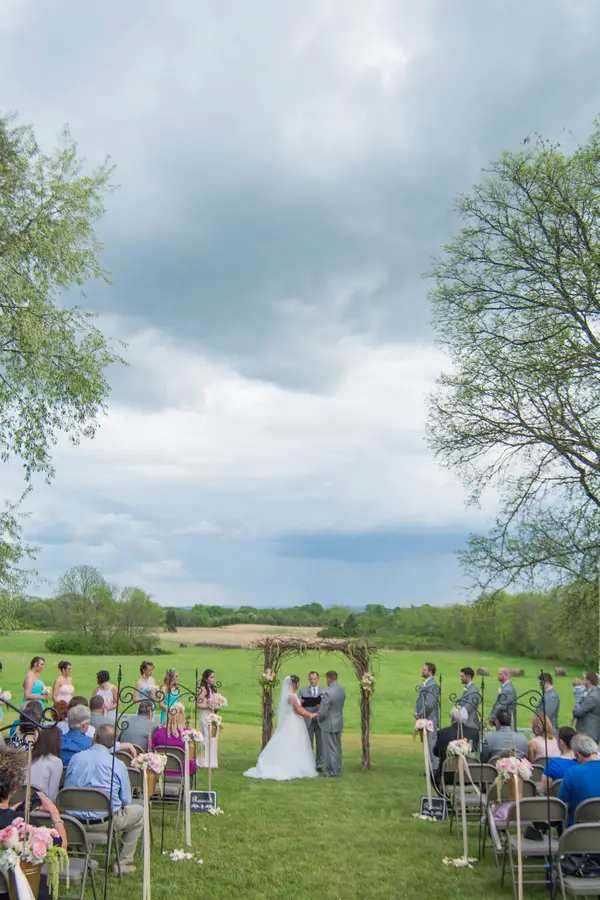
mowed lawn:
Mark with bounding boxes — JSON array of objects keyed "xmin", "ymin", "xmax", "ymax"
[{"xmin": 0, "ymin": 632, "xmax": 582, "ymax": 899}]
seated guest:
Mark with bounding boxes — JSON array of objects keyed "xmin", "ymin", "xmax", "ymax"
[
  {"xmin": 27, "ymin": 721, "xmax": 63, "ymax": 802},
  {"xmin": 528, "ymin": 714, "xmax": 560, "ymax": 762},
  {"xmin": 119, "ymin": 700, "xmax": 157, "ymax": 752},
  {"xmin": 481, "ymin": 709, "xmax": 528, "ymax": 761},
  {"xmin": 59, "ymin": 696, "xmax": 96, "ymax": 738},
  {"xmin": 8, "ymin": 701, "xmax": 43, "ymax": 749},
  {"xmin": 0, "ymin": 745, "xmax": 67, "ymax": 900},
  {"xmin": 433, "ymin": 706, "xmax": 479, "ymax": 769},
  {"xmin": 61, "ymin": 705, "xmax": 92, "ymax": 766},
  {"xmin": 53, "ymin": 699, "xmax": 69, "ymax": 728},
  {"xmin": 540, "ymin": 726, "xmax": 577, "ymax": 794},
  {"xmin": 559, "ymin": 733, "xmax": 600, "ymax": 826},
  {"xmin": 65, "ymin": 724, "xmax": 143, "ymax": 875},
  {"xmin": 89, "ymin": 695, "xmax": 107, "ymax": 731},
  {"xmin": 152, "ymin": 705, "xmax": 197, "ymax": 777}
]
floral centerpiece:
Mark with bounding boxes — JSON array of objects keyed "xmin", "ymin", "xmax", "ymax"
[
  {"xmin": 132, "ymin": 752, "xmax": 168, "ymax": 795},
  {"xmin": 495, "ymin": 756, "xmax": 533, "ymax": 799},
  {"xmin": 0, "ymin": 818, "xmax": 68, "ymax": 900},
  {"xmin": 258, "ymin": 669, "xmax": 278, "ymax": 689},
  {"xmin": 446, "ymin": 738, "xmax": 473, "ymax": 757},
  {"xmin": 359, "ymin": 672, "xmax": 375, "ymax": 693}
]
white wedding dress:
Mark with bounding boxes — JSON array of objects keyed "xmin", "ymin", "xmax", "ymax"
[{"xmin": 244, "ymin": 677, "xmax": 318, "ymax": 781}]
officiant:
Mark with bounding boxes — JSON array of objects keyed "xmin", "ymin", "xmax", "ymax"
[{"xmin": 300, "ymin": 671, "xmax": 324, "ymax": 772}]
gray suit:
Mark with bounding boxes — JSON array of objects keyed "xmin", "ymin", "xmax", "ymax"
[
  {"xmin": 457, "ymin": 682, "xmax": 481, "ymax": 733},
  {"xmin": 573, "ymin": 686, "xmax": 600, "ymax": 742},
  {"xmin": 317, "ymin": 682, "xmax": 346, "ymax": 776},
  {"xmin": 535, "ymin": 687, "xmax": 560, "ymax": 735},
  {"xmin": 489, "ymin": 680, "xmax": 518, "ymax": 726},
  {"xmin": 118, "ymin": 714, "xmax": 157, "ymax": 752},
  {"xmin": 414, "ymin": 677, "xmax": 440, "ymax": 769},
  {"xmin": 299, "ymin": 684, "xmax": 324, "ymax": 769},
  {"xmin": 481, "ymin": 726, "xmax": 528, "ymax": 762}
]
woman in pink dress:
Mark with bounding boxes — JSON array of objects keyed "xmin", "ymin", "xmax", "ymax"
[
  {"xmin": 528, "ymin": 714, "xmax": 560, "ymax": 761},
  {"xmin": 151, "ymin": 705, "xmax": 197, "ymax": 776},
  {"xmin": 52, "ymin": 660, "xmax": 75, "ymax": 707}
]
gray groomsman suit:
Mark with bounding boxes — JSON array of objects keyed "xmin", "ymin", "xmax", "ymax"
[
  {"xmin": 299, "ymin": 683, "xmax": 324, "ymax": 770},
  {"xmin": 535, "ymin": 687, "xmax": 560, "ymax": 735},
  {"xmin": 573, "ymin": 686, "xmax": 600, "ymax": 742},
  {"xmin": 414, "ymin": 677, "xmax": 440, "ymax": 770},
  {"xmin": 457, "ymin": 682, "xmax": 481, "ymax": 733},
  {"xmin": 317, "ymin": 682, "xmax": 346, "ymax": 777},
  {"xmin": 489, "ymin": 680, "xmax": 518, "ymax": 726}
]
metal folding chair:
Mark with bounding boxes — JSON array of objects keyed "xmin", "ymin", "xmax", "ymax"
[
  {"xmin": 555, "ymin": 823, "xmax": 600, "ymax": 899},
  {"xmin": 501, "ymin": 797, "xmax": 568, "ymax": 900}
]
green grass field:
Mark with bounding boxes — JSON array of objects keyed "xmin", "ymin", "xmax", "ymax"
[{"xmin": 0, "ymin": 632, "xmax": 582, "ymax": 899}]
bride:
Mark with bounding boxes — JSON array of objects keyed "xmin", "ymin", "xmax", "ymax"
[{"xmin": 244, "ymin": 675, "xmax": 319, "ymax": 781}]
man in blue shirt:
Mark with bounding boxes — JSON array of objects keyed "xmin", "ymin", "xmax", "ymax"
[
  {"xmin": 558, "ymin": 733, "xmax": 600, "ymax": 826},
  {"xmin": 61, "ymin": 705, "xmax": 93, "ymax": 766},
  {"xmin": 65, "ymin": 724, "xmax": 144, "ymax": 874}
]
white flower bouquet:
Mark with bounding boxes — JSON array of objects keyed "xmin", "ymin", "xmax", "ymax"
[
  {"xmin": 181, "ymin": 728, "xmax": 204, "ymax": 744},
  {"xmin": 447, "ymin": 738, "xmax": 473, "ymax": 758},
  {"xmin": 259, "ymin": 669, "xmax": 279, "ymax": 688},
  {"xmin": 0, "ymin": 818, "xmax": 68, "ymax": 900},
  {"xmin": 212, "ymin": 694, "xmax": 227, "ymax": 709},
  {"xmin": 414, "ymin": 718, "xmax": 433, "ymax": 733},
  {"xmin": 131, "ymin": 752, "xmax": 168, "ymax": 775},
  {"xmin": 359, "ymin": 672, "xmax": 375, "ymax": 693},
  {"xmin": 495, "ymin": 757, "xmax": 533, "ymax": 782}
]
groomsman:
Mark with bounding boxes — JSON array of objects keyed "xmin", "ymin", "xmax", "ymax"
[
  {"xmin": 489, "ymin": 668, "xmax": 518, "ymax": 727},
  {"xmin": 300, "ymin": 671, "xmax": 324, "ymax": 771},
  {"xmin": 414, "ymin": 662, "xmax": 440, "ymax": 771},
  {"xmin": 457, "ymin": 667, "xmax": 481, "ymax": 735}
]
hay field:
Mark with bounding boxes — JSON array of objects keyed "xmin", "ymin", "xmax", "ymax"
[{"xmin": 158, "ymin": 624, "xmax": 322, "ymax": 646}]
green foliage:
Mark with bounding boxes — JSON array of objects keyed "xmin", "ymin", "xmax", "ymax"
[
  {"xmin": 0, "ymin": 588, "xmax": 20, "ymax": 635},
  {"xmin": 427, "ymin": 120, "xmax": 600, "ymax": 589},
  {"xmin": 165, "ymin": 608, "xmax": 178, "ymax": 632},
  {"xmin": 45, "ymin": 631, "xmax": 161, "ymax": 656},
  {"xmin": 0, "ymin": 113, "xmax": 125, "ymax": 590}
]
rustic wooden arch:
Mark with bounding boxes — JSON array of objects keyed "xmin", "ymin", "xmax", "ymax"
[{"xmin": 252, "ymin": 637, "xmax": 377, "ymax": 771}]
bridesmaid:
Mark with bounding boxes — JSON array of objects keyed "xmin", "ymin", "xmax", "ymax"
[
  {"xmin": 92, "ymin": 670, "xmax": 118, "ymax": 721},
  {"xmin": 22, "ymin": 657, "xmax": 48, "ymax": 708},
  {"xmin": 197, "ymin": 668, "xmax": 218, "ymax": 769},
  {"xmin": 52, "ymin": 661, "xmax": 74, "ymax": 706},
  {"xmin": 159, "ymin": 669, "xmax": 180, "ymax": 726},
  {"xmin": 134, "ymin": 661, "xmax": 156, "ymax": 702}
]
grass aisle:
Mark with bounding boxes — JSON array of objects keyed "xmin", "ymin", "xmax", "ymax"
[{"xmin": 112, "ymin": 727, "xmax": 518, "ymax": 900}]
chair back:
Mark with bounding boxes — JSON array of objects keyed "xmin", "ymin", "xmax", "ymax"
[
  {"xmin": 507, "ymin": 797, "xmax": 567, "ymax": 826},
  {"xmin": 532, "ymin": 764, "xmax": 546, "ymax": 782},
  {"xmin": 558, "ymin": 822, "xmax": 600, "ymax": 855},
  {"xmin": 548, "ymin": 779, "xmax": 562, "ymax": 797},
  {"xmin": 128, "ymin": 766, "xmax": 143, "ymax": 792},
  {"xmin": 154, "ymin": 745, "xmax": 185, "ymax": 768},
  {"xmin": 464, "ymin": 763, "xmax": 497, "ymax": 787},
  {"xmin": 574, "ymin": 798, "xmax": 600, "ymax": 824},
  {"xmin": 31, "ymin": 810, "xmax": 92, "ymax": 854},
  {"xmin": 114, "ymin": 751, "xmax": 133, "ymax": 766},
  {"xmin": 164, "ymin": 752, "xmax": 184, "ymax": 781},
  {"xmin": 533, "ymin": 756, "xmax": 550, "ymax": 769},
  {"xmin": 57, "ymin": 786, "xmax": 111, "ymax": 816},
  {"xmin": 487, "ymin": 779, "xmax": 536, "ymax": 804}
]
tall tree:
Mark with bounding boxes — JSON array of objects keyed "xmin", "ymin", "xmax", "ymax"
[
  {"xmin": 428, "ymin": 120, "xmax": 600, "ymax": 597},
  {"xmin": 0, "ymin": 114, "xmax": 124, "ymax": 590}
]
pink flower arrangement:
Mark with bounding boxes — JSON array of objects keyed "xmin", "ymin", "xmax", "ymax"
[
  {"xmin": 447, "ymin": 738, "xmax": 473, "ymax": 757},
  {"xmin": 132, "ymin": 752, "xmax": 168, "ymax": 774},
  {"xmin": 181, "ymin": 728, "xmax": 204, "ymax": 744},
  {"xmin": 0, "ymin": 818, "xmax": 67, "ymax": 899},
  {"xmin": 212, "ymin": 693, "xmax": 227, "ymax": 709},
  {"xmin": 259, "ymin": 670, "xmax": 279, "ymax": 688},
  {"xmin": 414, "ymin": 718, "xmax": 433, "ymax": 733},
  {"xmin": 495, "ymin": 757, "xmax": 533, "ymax": 781}
]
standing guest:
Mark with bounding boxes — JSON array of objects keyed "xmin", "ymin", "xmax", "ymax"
[
  {"xmin": 488, "ymin": 668, "xmax": 517, "ymax": 727},
  {"xmin": 456, "ymin": 667, "xmax": 481, "ymax": 734},
  {"xmin": 539, "ymin": 727, "xmax": 578, "ymax": 795},
  {"xmin": 0, "ymin": 746, "xmax": 67, "ymax": 900},
  {"xmin": 197, "ymin": 668, "xmax": 218, "ymax": 769},
  {"xmin": 572, "ymin": 672, "xmax": 600, "ymax": 741},
  {"xmin": 118, "ymin": 700, "xmax": 156, "ymax": 752},
  {"xmin": 160, "ymin": 670, "xmax": 180, "ymax": 727},
  {"xmin": 65, "ymin": 724, "xmax": 143, "ymax": 875},
  {"xmin": 22, "ymin": 656, "xmax": 48, "ymax": 707},
  {"xmin": 52, "ymin": 661, "xmax": 75, "ymax": 707},
  {"xmin": 535, "ymin": 673, "xmax": 560, "ymax": 734},
  {"xmin": 559, "ymin": 734, "xmax": 600, "ymax": 826},
  {"xmin": 89, "ymin": 696, "xmax": 107, "ymax": 731},
  {"xmin": 152, "ymin": 706, "xmax": 197, "ymax": 776},
  {"xmin": 299, "ymin": 671, "xmax": 324, "ymax": 772},
  {"xmin": 481, "ymin": 709, "xmax": 528, "ymax": 761},
  {"xmin": 571, "ymin": 678, "xmax": 586, "ymax": 726},
  {"xmin": 8, "ymin": 702, "xmax": 43, "ymax": 750},
  {"xmin": 27, "ymin": 722, "xmax": 63, "ymax": 801},
  {"xmin": 414, "ymin": 662, "xmax": 440, "ymax": 771},
  {"xmin": 134, "ymin": 662, "xmax": 156, "ymax": 702},
  {"xmin": 528, "ymin": 714, "xmax": 560, "ymax": 761},
  {"xmin": 61, "ymin": 705, "xmax": 92, "ymax": 766},
  {"xmin": 58, "ymin": 697, "xmax": 96, "ymax": 738},
  {"xmin": 92, "ymin": 671, "xmax": 118, "ymax": 722}
]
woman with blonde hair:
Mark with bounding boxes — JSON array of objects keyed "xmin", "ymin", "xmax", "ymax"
[
  {"xmin": 159, "ymin": 669, "xmax": 180, "ymax": 726},
  {"xmin": 528, "ymin": 713, "xmax": 560, "ymax": 761},
  {"xmin": 151, "ymin": 704, "xmax": 197, "ymax": 776}
]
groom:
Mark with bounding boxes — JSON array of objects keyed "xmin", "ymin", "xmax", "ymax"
[
  {"xmin": 299, "ymin": 671, "xmax": 324, "ymax": 772},
  {"xmin": 317, "ymin": 670, "xmax": 346, "ymax": 777}
]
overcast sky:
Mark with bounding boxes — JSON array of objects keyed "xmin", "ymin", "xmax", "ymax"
[{"xmin": 2, "ymin": 0, "xmax": 600, "ymax": 608}]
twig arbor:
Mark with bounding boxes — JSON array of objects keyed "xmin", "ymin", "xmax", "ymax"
[{"xmin": 252, "ymin": 637, "xmax": 377, "ymax": 770}]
